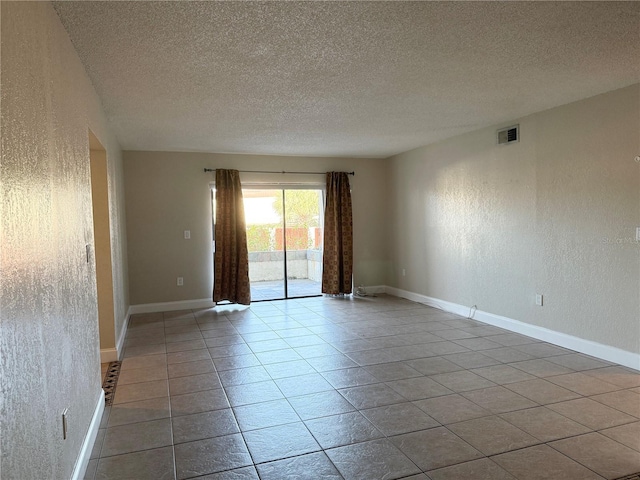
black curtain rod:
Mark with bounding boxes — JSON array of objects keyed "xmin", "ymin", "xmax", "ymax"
[{"xmin": 203, "ymin": 168, "xmax": 354, "ymax": 176}]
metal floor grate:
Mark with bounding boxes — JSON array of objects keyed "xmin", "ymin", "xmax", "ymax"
[{"xmin": 102, "ymin": 361, "xmax": 122, "ymax": 406}]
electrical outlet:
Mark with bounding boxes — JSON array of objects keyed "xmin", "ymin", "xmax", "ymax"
[
  {"xmin": 177, "ymin": 277, "xmax": 184, "ymax": 286},
  {"xmin": 402, "ymin": 269, "xmax": 406, "ymax": 277},
  {"xmin": 62, "ymin": 408, "xmax": 69, "ymax": 440},
  {"xmin": 535, "ymin": 294, "xmax": 543, "ymax": 306},
  {"xmin": 184, "ymin": 230, "xmax": 191, "ymax": 240}
]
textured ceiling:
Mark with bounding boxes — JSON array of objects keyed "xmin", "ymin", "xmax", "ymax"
[{"xmin": 53, "ymin": 1, "xmax": 639, "ymax": 158}]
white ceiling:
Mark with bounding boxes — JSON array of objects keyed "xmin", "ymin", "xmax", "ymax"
[{"xmin": 53, "ymin": 1, "xmax": 639, "ymax": 158}]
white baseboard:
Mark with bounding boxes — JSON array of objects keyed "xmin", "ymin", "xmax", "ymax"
[
  {"xmin": 129, "ymin": 298, "xmax": 215, "ymax": 315},
  {"xmin": 385, "ymin": 286, "xmax": 640, "ymax": 371},
  {"xmin": 71, "ymin": 389, "xmax": 104, "ymax": 480},
  {"xmin": 359, "ymin": 285, "xmax": 386, "ymax": 295},
  {"xmin": 100, "ymin": 348, "xmax": 118, "ymax": 363},
  {"xmin": 115, "ymin": 307, "xmax": 131, "ymax": 360},
  {"xmin": 100, "ymin": 306, "xmax": 131, "ymax": 363}
]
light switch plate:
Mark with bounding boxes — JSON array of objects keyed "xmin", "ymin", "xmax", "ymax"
[{"xmin": 535, "ymin": 294, "xmax": 543, "ymax": 306}]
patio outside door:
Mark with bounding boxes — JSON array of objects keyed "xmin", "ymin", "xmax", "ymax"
[{"xmin": 243, "ymin": 188, "xmax": 324, "ymax": 301}]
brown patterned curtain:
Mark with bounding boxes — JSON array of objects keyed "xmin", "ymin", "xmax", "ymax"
[
  {"xmin": 322, "ymin": 172, "xmax": 353, "ymax": 295},
  {"xmin": 213, "ymin": 169, "xmax": 251, "ymax": 305}
]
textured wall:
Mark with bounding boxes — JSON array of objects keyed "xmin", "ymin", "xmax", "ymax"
[
  {"xmin": 0, "ymin": 2, "xmax": 128, "ymax": 478},
  {"xmin": 124, "ymin": 151, "xmax": 389, "ymax": 305},
  {"xmin": 388, "ymin": 85, "xmax": 640, "ymax": 354}
]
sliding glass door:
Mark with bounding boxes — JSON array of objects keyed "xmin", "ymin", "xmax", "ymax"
[{"xmin": 243, "ymin": 188, "xmax": 324, "ymax": 301}]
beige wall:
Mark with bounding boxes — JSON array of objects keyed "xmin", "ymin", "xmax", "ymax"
[
  {"xmin": 1, "ymin": 2, "xmax": 128, "ymax": 478},
  {"xmin": 124, "ymin": 151, "xmax": 389, "ymax": 305},
  {"xmin": 388, "ymin": 85, "xmax": 640, "ymax": 354}
]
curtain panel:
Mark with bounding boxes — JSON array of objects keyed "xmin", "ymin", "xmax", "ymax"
[
  {"xmin": 322, "ymin": 172, "xmax": 354, "ymax": 295},
  {"xmin": 213, "ymin": 169, "xmax": 251, "ymax": 305}
]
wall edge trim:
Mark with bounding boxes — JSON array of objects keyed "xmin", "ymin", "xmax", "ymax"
[
  {"xmin": 115, "ymin": 306, "xmax": 132, "ymax": 360},
  {"xmin": 70, "ymin": 389, "xmax": 104, "ymax": 480},
  {"xmin": 385, "ymin": 286, "xmax": 640, "ymax": 371}
]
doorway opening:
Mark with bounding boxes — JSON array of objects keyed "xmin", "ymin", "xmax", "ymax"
[
  {"xmin": 89, "ymin": 131, "xmax": 116, "ymax": 362},
  {"xmin": 244, "ymin": 188, "xmax": 324, "ymax": 301},
  {"xmin": 212, "ymin": 185, "xmax": 324, "ymax": 302}
]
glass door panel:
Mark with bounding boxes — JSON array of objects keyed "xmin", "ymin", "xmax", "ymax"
[
  {"xmin": 243, "ymin": 189, "xmax": 285, "ymax": 301},
  {"xmin": 242, "ymin": 187, "xmax": 324, "ymax": 301},
  {"xmin": 284, "ymin": 189, "xmax": 323, "ymax": 298}
]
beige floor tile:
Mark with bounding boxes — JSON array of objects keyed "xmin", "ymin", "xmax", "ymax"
[
  {"xmin": 172, "ymin": 408, "xmax": 239, "ymax": 444},
  {"xmin": 288, "ymin": 390, "xmax": 356, "ymax": 420},
  {"xmin": 218, "ymin": 366, "xmax": 272, "ymax": 387},
  {"xmin": 391, "ymin": 426, "xmax": 483, "ymax": 471},
  {"xmin": 171, "ymin": 388, "xmax": 230, "ymax": 416},
  {"xmin": 402, "ymin": 357, "xmax": 462, "ymax": 376},
  {"xmin": 504, "ymin": 378, "xmax": 581, "ymax": 404},
  {"xmin": 442, "ymin": 351, "xmax": 501, "ymax": 369},
  {"xmin": 233, "ymin": 398, "xmax": 300, "ymax": 431},
  {"xmin": 600, "ymin": 421, "xmax": 640, "ymax": 452},
  {"xmin": 101, "ymin": 418, "xmax": 172, "ymax": 457},
  {"xmin": 117, "ymin": 365, "xmax": 168, "ymax": 385},
  {"xmin": 430, "ymin": 371, "xmax": 497, "ymax": 392},
  {"xmin": 513, "ymin": 343, "xmax": 573, "ymax": 358},
  {"xmin": 107, "ymin": 396, "xmax": 170, "ymax": 427},
  {"xmin": 447, "ymin": 415, "xmax": 539, "ymax": 455},
  {"xmin": 168, "ymin": 372, "xmax": 222, "ymax": 396},
  {"xmin": 493, "ymin": 444, "xmax": 605, "ymax": 480},
  {"xmin": 461, "ymin": 386, "xmax": 538, "ymax": 414},
  {"xmin": 550, "ymin": 432, "xmax": 640, "ymax": 479},
  {"xmin": 547, "ymin": 353, "xmax": 613, "ymax": 371},
  {"xmin": 225, "ymin": 380, "xmax": 284, "ymax": 407},
  {"xmin": 339, "ymin": 383, "xmax": 406, "ymax": 409},
  {"xmin": 582, "ymin": 366, "xmax": 640, "ymax": 389},
  {"xmin": 167, "ymin": 359, "xmax": 215, "ymax": 378},
  {"xmin": 256, "ymin": 452, "xmax": 341, "ymax": 480},
  {"xmin": 174, "ymin": 434, "xmax": 252, "ymax": 479},
  {"xmin": 361, "ymin": 360, "xmax": 425, "ymax": 381},
  {"xmin": 591, "ymin": 389, "xmax": 640, "ymax": 417},
  {"xmin": 500, "ymin": 406, "xmax": 591, "ymax": 442},
  {"xmin": 386, "ymin": 376, "xmax": 453, "ymax": 401},
  {"xmin": 166, "ymin": 348, "xmax": 211, "ymax": 365},
  {"xmin": 95, "ymin": 447, "xmax": 175, "ymax": 480},
  {"xmin": 242, "ymin": 422, "xmax": 321, "ymax": 464},
  {"xmin": 326, "ymin": 438, "xmax": 421, "ymax": 480},
  {"xmin": 362, "ymin": 402, "xmax": 440, "ymax": 436},
  {"xmin": 112, "ymin": 379, "xmax": 168, "ymax": 405},
  {"xmin": 427, "ymin": 458, "xmax": 516, "ymax": 480},
  {"xmin": 548, "ymin": 397, "xmax": 636, "ymax": 430},
  {"xmin": 199, "ymin": 466, "xmax": 259, "ymax": 479},
  {"xmin": 546, "ymin": 372, "xmax": 620, "ymax": 396},
  {"xmin": 305, "ymin": 411, "xmax": 384, "ymax": 449},
  {"xmin": 471, "ymin": 364, "xmax": 537, "ymax": 385},
  {"xmin": 508, "ymin": 358, "xmax": 574, "ymax": 377},
  {"xmin": 481, "ymin": 347, "xmax": 536, "ymax": 363},
  {"xmin": 275, "ymin": 372, "xmax": 334, "ymax": 397},
  {"xmin": 414, "ymin": 394, "xmax": 491, "ymax": 424}
]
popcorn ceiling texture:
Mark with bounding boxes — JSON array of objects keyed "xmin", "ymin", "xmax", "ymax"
[
  {"xmin": 53, "ymin": 1, "xmax": 640, "ymax": 158},
  {"xmin": 1, "ymin": 3, "xmax": 128, "ymax": 478}
]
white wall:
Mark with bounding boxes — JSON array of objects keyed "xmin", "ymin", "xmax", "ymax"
[
  {"xmin": 124, "ymin": 151, "xmax": 389, "ymax": 305},
  {"xmin": 388, "ymin": 85, "xmax": 640, "ymax": 356},
  {"xmin": 1, "ymin": 2, "xmax": 128, "ymax": 478}
]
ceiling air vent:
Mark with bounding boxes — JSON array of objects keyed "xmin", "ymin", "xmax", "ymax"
[{"xmin": 497, "ymin": 125, "xmax": 519, "ymax": 145}]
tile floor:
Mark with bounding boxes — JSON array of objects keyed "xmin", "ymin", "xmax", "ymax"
[{"xmin": 87, "ymin": 295, "xmax": 640, "ymax": 480}]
